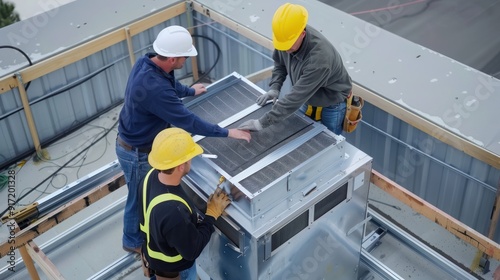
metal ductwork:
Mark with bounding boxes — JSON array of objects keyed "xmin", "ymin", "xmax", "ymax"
[{"xmin": 182, "ymin": 72, "xmax": 373, "ymax": 280}]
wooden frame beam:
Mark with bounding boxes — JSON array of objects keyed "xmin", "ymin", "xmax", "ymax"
[
  {"xmin": 16, "ymin": 73, "xmax": 41, "ymax": 154},
  {"xmin": 0, "ymin": 173, "xmax": 124, "ymax": 258},
  {"xmin": 0, "ymin": 2, "xmax": 186, "ymax": 95},
  {"xmin": 371, "ymin": 169, "xmax": 500, "ymax": 260},
  {"xmin": 354, "ymin": 84, "xmax": 499, "ymax": 170},
  {"xmin": 245, "ymin": 66, "xmax": 273, "ymax": 84},
  {"xmin": 26, "ymin": 240, "xmax": 65, "ymax": 279},
  {"xmin": 13, "ymin": 221, "xmax": 41, "ymax": 280}
]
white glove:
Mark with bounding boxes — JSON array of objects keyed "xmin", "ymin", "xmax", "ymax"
[
  {"xmin": 238, "ymin": 119, "xmax": 263, "ymax": 131},
  {"xmin": 256, "ymin": 89, "xmax": 279, "ymax": 106}
]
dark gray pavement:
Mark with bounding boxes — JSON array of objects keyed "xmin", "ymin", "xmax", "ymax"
[{"xmin": 320, "ymin": 0, "xmax": 500, "ymax": 78}]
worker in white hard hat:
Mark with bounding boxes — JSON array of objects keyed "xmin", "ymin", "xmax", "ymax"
[
  {"xmin": 139, "ymin": 127, "xmax": 231, "ymax": 280},
  {"xmin": 116, "ymin": 25, "xmax": 250, "ymax": 255},
  {"xmin": 239, "ymin": 3, "xmax": 352, "ymax": 135}
]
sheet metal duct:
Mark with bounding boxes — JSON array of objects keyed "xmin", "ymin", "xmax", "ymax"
[{"xmin": 182, "ymin": 73, "xmax": 372, "ymax": 279}]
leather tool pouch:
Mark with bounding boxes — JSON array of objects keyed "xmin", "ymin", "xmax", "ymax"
[{"xmin": 343, "ymin": 93, "xmax": 363, "ymax": 133}]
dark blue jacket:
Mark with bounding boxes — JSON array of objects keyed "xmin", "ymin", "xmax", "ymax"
[{"xmin": 118, "ymin": 53, "xmax": 228, "ymax": 148}]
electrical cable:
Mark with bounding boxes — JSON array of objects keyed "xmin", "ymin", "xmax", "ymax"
[
  {"xmin": 0, "ymin": 118, "xmax": 119, "ymax": 218},
  {"xmin": 350, "ymin": 0, "xmax": 427, "ymax": 16},
  {"xmin": 17, "ymin": 173, "xmax": 69, "ymax": 206},
  {"xmin": 189, "ymin": 35, "xmax": 222, "ymax": 86},
  {"xmin": 0, "ymin": 45, "xmax": 33, "ymax": 90},
  {"xmin": 36, "ymin": 124, "xmax": 109, "ymax": 163},
  {"xmin": 0, "ymin": 99, "xmax": 123, "ymax": 171},
  {"xmin": 0, "ymin": 174, "xmax": 8, "ymax": 192},
  {"xmin": 0, "ymin": 64, "xmax": 113, "ymax": 122},
  {"xmin": 0, "ymin": 163, "xmax": 18, "ymax": 192}
]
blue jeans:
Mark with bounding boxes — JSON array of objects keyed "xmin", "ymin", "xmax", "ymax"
[
  {"xmin": 179, "ymin": 263, "xmax": 197, "ymax": 280},
  {"xmin": 116, "ymin": 142, "xmax": 151, "ymax": 249},
  {"xmin": 300, "ymin": 102, "xmax": 346, "ymax": 135},
  {"xmin": 149, "ymin": 263, "xmax": 198, "ymax": 280}
]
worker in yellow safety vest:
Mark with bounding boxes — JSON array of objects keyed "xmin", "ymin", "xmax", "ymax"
[{"xmin": 139, "ymin": 127, "xmax": 231, "ymax": 280}]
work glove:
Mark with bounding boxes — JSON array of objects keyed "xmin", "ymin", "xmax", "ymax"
[
  {"xmin": 238, "ymin": 119, "xmax": 263, "ymax": 131},
  {"xmin": 256, "ymin": 89, "xmax": 279, "ymax": 106},
  {"xmin": 206, "ymin": 187, "xmax": 231, "ymax": 220}
]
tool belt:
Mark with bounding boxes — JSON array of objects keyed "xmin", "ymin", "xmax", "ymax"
[
  {"xmin": 304, "ymin": 105, "xmax": 323, "ymax": 121},
  {"xmin": 141, "ymin": 252, "xmax": 180, "ymax": 280},
  {"xmin": 343, "ymin": 91, "xmax": 363, "ymax": 133}
]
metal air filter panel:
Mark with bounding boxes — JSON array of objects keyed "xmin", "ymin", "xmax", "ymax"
[
  {"xmin": 196, "ymin": 107, "xmax": 313, "ymax": 177},
  {"xmin": 185, "ymin": 75, "xmax": 262, "ymax": 124},
  {"xmin": 186, "ymin": 73, "xmax": 347, "ymax": 224},
  {"xmin": 240, "ymin": 132, "xmax": 336, "ymax": 193}
]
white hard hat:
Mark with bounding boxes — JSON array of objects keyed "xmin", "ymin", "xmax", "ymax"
[{"xmin": 153, "ymin": 25, "xmax": 198, "ymax": 57}]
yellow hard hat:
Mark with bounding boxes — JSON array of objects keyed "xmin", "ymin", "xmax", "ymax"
[
  {"xmin": 148, "ymin": 128, "xmax": 203, "ymax": 170},
  {"xmin": 272, "ymin": 3, "xmax": 308, "ymax": 51}
]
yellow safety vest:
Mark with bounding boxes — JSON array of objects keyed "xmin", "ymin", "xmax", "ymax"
[{"xmin": 140, "ymin": 168, "xmax": 192, "ymax": 263}]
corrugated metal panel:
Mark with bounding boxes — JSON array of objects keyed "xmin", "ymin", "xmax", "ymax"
[
  {"xmin": 345, "ymin": 102, "xmax": 500, "ymax": 239},
  {"xmin": 192, "ymin": 15, "xmax": 274, "ymax": 89},
  {"xmin": 0, "ymin": 15, "xmax": 190, "ymax": 169},
  {"xmin": 0, "ymin": 46, "xmax": 130, "ymax": 168}
]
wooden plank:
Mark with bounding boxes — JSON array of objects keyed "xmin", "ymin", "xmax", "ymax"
[
  {"xmin": 371, "ymin": 169, "xmax": 500, "ymax": 260},
  {"xmin": 487, "ymin": 179, "xmax": 500, "ymax": 240},
  {"xmin": 14, "ymin": 221, "xmax": 41, "ymax": 280},
  {"xmin": 354, "ymin": 84, "xmax": 500, "ymax": 170},
  {"xmin": 0, "ymin": 173, "xmax": 124, "ymax": 257},
  {"xmin": 21, "ymin": 31, "xmax": 127, "ymax": 84},
  {"xmin": 16, "ymin": 74, "xmax": 41, "ymax": 153},
  {"xmin": 0, "ymin": 2, "xmax": 186, "ymax": 95},
  {"xmin": 185, "ymin": 3, "xmax": 200, "ymax": 82},
  {"xmin": 26, "ymin": 240, "xmax": 65, "ymax": 280},
  {"xmin": 0, "ymin": 76, "xmax": 17, "ymax": 95},
  {"xmin": 246, "ymin": 66, "xmax": 273, "ymax": 84},
  {"xmin": 125, "ymin": 27, "xmax": 136, "ymax": 67}
]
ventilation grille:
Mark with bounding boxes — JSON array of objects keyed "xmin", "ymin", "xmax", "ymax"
[
  {"xmin": 197, "ymin": 107, "xmax": 312, "ymax": 177},
  {"xmin": 186, "ymin": 77, "xmax": 261, "ymax": 123},
  {"xmin": 314, "ymin": 181, "xmax": 348, "ymax": 221},
  {"xmin": 271, "ymin": 210, "xmax": 309, "ymax": 251},
  {"xmin": 240, "ymin": 132, "xmax": 336, "ymax": 193}
]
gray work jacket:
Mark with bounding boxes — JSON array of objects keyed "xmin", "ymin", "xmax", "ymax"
[{"xmin": 259, "ymin": 26, "xmax": 352, "ymax": 128}]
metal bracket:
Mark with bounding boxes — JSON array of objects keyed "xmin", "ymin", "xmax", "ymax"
[
  {"xmin": 263, "ymin": 233, "xmax": 272, "ymax": 261},
  {"xmin": 362, "ymin": 227, "xmax": 387, "ymax": 252},
  {"xmin": 347, "ymin": 216, "xmax": 372, "ymax": 236}
]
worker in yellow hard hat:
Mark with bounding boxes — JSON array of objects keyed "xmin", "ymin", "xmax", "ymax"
[
  {"xmin": 239, "ymin": 3, "xmax": 352, "ymax": 135},
  {"xmin": 139, "ymin": 127, "xmax": 231, "ymax": 280},
  {"xmin": 117, "ymin": 25, "xmax": 250, "ymax": 256}
]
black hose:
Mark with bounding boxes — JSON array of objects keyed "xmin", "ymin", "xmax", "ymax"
[
  {"xmin": 189, "ymin": 35, "xmax": 222, "ymax": 86},
  {"xmin": 0, "ymin": 64, "xmax": 114, "ymax": 122},
  {"xmin": 0, "ymin": 118, "xmax": 119, "ymax": 218},
  {"xmin": 0, "ymin": 45, "xmax": 33, "ymax": 90}
]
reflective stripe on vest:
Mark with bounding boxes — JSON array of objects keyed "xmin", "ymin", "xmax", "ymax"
[{"xmin": 140, "ymin": 168, "xmax": 192, "ymax": 263}]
